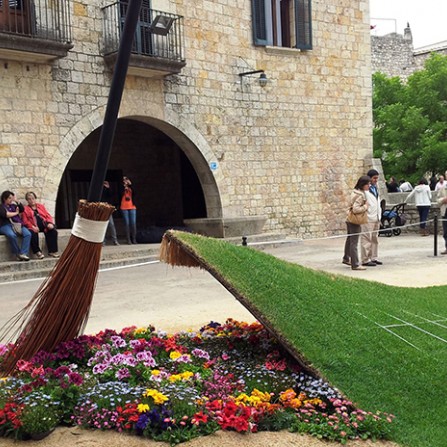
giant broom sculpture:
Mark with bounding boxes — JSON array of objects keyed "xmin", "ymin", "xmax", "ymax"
[{"xmin": 0, "ymin": 0, "xmax": 144, "ymax": 375}]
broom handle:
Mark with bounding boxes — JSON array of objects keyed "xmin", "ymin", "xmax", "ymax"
[{"xmin": 87, "ymin": 0, "xmax": 143, "ymax": 202}]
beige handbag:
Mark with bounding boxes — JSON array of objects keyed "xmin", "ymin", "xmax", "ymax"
[
  {"xmin": 9, "ymin": 219, "xmax": 23, "ymax": 235},
  {"xmin": 346, "ymin": 208, "xmax": 368, "ymax": 225}
]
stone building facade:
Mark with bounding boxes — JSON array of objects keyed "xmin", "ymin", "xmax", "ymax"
[{"xmin": 0, "ymin": 0, "xmax": 373, "ymax": 239}]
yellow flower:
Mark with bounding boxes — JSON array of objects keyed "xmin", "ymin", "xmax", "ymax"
[
  {"xmin": 134, "ymin": 327, "xmax": 147, "ymax": 335},
  {"xmin": 168, "ymin": 371, "xmax": 193, "ymax": 382},
  {"xmin": 289, "ymin": 398, "xmax": 302, "ymax": 409},
  {"xmin": 151, "ymin": 369, "xmax": 161, "ymax": 376},
  {"xmin": 304, "ymin": 398, "xmax": 323, "ymax": 406},
  {"xmin": 247, "ymin": 396, "xmax": 261, "ymax": 406},
  {"xmin": 144, "ymin": 389, "xmax": 169, "ymax": 405},
  {"xmin": 251, "ymin": 389, "xmax": 271, "ymax": 402},
  {"xmin": 138, "ymin": 403, "xmax": 150, "ymax": 413},
  {"xmin": 235, "ymin": 393, "xmax": 250, "ymax": 404},
  {"xmin": 169, "ymin": 374, "xmax": 182, "ymax": 382},
  {"xmin": 279, "ymin": 388, "xmax": 297, "ymax": 402},
  {"xmin": 169, "ymin": 351, "xmax": 182, "ymax": 360}
]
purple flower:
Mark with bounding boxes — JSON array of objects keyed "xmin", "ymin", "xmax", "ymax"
[
  {"xmin": 54, "ymin": 365, "xmax": 71, "ymax": 378},
  {"xmin": 136, "ymin": 351, "xmax": 156, "ymax": 367},
  {"xmin": 68, "ymin": 372, "xmax": 84, "ymax": 385},
  {"xmin": 111, "ymin": 336, "xmax": 127, "ymax": 348},
  {"xmin": 92, "ymin": 363, "xmax": 107, "ymax": 374},
  {"xmin": 192, "ymin": 348, "xmax": 210, "ymax": 361},
  {"xmin": 135, "ymin": 413, "xmax": 149, "ymax": 431},
  {"xmin": 130, "ymin": 340, "xmax": 142, "ymax": 349},
  {"xmin": 176, "ymin": 354, "xmax": 192, "ymax": 363},
  {"xmin": 116, "ymin": 367, "xmax": 131, "ymax": 380}
]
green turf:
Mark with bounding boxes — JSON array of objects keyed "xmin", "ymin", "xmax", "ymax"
[{"xmin": 169, "ymin": 231, "xmax": 446, "ymax": 447}]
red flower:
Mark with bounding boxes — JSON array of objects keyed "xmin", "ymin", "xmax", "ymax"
[
  {"xmin": 0, "ymin": 402, "xmax": 24, "ymax": 430},
  {"xmin": 206, "ymin": 399, "xmax": 223, "ymax": 412},
  {"xmin": 265, "ymin": 359, "xmax": 287, "ymax": 371},
  {"xmin": 120, "ymin": 402, "xmax": 140, "ymax": 429},
  {"xmin": 191, "ymin": 411, "xmax": 208, "ymax": 425}
]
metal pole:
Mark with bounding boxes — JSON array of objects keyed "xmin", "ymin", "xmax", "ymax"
[
  {"xmin": 434, "ymin": 214, "xmax": 438, "ymax": 256},
  {"xmin": 87, "ymin": 0, "xmax": 143, "ymax": 202}
]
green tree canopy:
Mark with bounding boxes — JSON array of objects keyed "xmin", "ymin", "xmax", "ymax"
[{"xmin": 373, "ymin": 53, "xmax": 447, "ymax": 183}]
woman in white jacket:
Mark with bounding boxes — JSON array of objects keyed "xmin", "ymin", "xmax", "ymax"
[
  {"xmin": 406, "ymin": 178, "xmax": 432, "ymax": 236},
  {"xmin": 437, "ymin": 186, "xmax": 447, "ymax": 253}
]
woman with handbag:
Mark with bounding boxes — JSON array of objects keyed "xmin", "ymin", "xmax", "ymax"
[
  {"xmin": 342, "ymin": 176, "xmax": 370, "ymax": 271},
  {"xmin": 22, "ymin": 191, "xmax": 60, "ymax": 259},
  {"xmin": 0, "ymin": 190, "xmax": 32, "ymax": 261}
]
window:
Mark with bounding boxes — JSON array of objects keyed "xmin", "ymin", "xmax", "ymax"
[
  {"xmin": 119, "ymin": 0, "xmax": 153, "ymax": 55},
  {"xmin": 252, "ymin": 0, "xmax": 312, "ymax": 50}
]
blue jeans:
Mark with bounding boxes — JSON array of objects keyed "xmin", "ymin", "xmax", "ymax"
[
  {"xmin": 121, "ymin": 209, "xmax": 137, "ymax": 229},
  {"xmin": 417, "ymin": 206, "xmax": 430, "ymax": 229},
  {"xmin": 0, "ymin": 223, "xmax": 31, "ymax": 255},
  {"xmin": 121, "ymin": 210, "xmax": 137, "ymax": 244}
]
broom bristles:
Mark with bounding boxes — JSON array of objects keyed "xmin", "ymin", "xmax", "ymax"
[
  {"xmin": 0, "ymin": 200, "xmax": 114, "ymax": 375},
  {"xmin": 159, "ymin": 232, "xmax": 202, "ymax": 269}
]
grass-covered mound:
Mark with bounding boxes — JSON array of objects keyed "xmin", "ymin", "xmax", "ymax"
[{"xmin": 160, "ymin": 230, "xmax": 447, "ymax": 447}]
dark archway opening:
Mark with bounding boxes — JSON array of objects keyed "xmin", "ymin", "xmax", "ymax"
[{"xmin": 56, "ymin": 119, "xmax": 206, "ymax": 238}]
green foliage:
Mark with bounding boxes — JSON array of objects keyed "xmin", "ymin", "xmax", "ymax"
[
  {"xmin": 373, "ymin": 54, "xmax": 447, "ymax": 181},
  {"xmin": 20, "ymin": 405, "xmax": 59, "ymax": 437},
  {"xmin": 172, "ymin": 231, "xmax": 447, "ymax": 447},
  {"xmin": 149, "ymin": 422, "xmax": 219, "ymax": 446},
  {"xmin": 257, "ymin": 409, "xmax": 297, "ymax": 432}
]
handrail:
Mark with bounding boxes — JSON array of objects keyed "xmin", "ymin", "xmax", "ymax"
[
  {"xmin": 0, "ymin": 0, "xmax": 71, "ymax": 43},
  {"xmin": 102, "ymin": 2, "xmax": 184, "ymax": 62}
]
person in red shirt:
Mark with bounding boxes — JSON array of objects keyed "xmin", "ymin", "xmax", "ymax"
[
  {"xmin": 22, "ymin": 191, "xmax": 59, "ymax": 259},
  {"xmin": 120, "ymin": 176, "xmax": 137, "ymax": 244}
]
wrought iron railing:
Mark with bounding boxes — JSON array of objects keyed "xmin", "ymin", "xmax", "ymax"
[
  {"xmin": 102, "ymin": 2, "xmax": 184, "ymax": 62},
  {"xmin": 0, "ymin": 0, "xmax": 71, "ymax": 43}
]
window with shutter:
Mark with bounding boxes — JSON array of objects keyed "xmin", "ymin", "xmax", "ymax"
[
  {"xmin": 295, "ymin": 0, "xmax": 312, "ymax": 50},
  {"xmin": 251, "ymin": 0, "xmax": 312, "ymax": 50}
]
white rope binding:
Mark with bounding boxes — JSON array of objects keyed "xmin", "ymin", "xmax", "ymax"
[{"xmin": 71, "ymin": 213, "xmax": 109, "ymax": 243}]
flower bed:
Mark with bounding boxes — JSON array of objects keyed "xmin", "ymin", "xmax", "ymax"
[{"xmin": 0, "ymin": 319, "xmax": 394, "ymax": 445}]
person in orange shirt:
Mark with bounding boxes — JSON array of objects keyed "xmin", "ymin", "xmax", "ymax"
[{"xmin": 120, "ymin": 176, "xmax": 137, "ymax": 244}]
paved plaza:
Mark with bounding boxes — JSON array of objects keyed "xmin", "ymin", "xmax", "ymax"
[{"xmin": 1, "ymin": 233, "xmax": 446, "ymax": 337}]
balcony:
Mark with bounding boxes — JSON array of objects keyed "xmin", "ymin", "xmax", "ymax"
[
  {"xmin": 0, "ymin": 0, "xmax": 72, "ymax": 63},
  {"xmin": 102, "ymin": 2, "xmax": 186, "ymax": 78}
]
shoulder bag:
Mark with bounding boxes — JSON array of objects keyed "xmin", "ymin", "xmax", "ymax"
[
  {"xmin": 9, "ymin": 218, "xmax": 23, "ymax": 236},
  {"xmin": 346, "ymin": 208, "xmax": 368, "ymax": 225},
  {"xmin": 346, "ymin": 193, "xmax": 368, "ymax": 225}
]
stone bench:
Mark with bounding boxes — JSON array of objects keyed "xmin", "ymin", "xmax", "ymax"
[{"xmin": 0, "ymin": 229, "xmax": 72, "ymax": 262}]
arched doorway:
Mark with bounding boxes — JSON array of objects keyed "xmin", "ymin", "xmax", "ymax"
[{"xmin": 56, "ymin": 118, "xmax": 208, "ymax": 237}]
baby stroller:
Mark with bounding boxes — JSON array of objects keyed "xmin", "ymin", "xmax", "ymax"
[{"xmin": 379, "ymin": 201, "xmax": 407, "ymax": 237}]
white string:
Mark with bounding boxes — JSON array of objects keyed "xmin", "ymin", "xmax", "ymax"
[
  {"xmin": 71, "ymin": 213, "xmax": 109, "ymax": 243},
  {"xmin": 247, "ymin": 218, "xmax": 437, "ymax": 246}
]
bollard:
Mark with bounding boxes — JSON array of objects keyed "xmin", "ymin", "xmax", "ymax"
[
  {"xmin": 242, "ymin": 236, "xmax": 247, "ymax": 246},
  {"xmin": 434, "ymin": 214, "xmax": 438, "ymax": 256}
]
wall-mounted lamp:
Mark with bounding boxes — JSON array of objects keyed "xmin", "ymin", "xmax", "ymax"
[
  {"xmin": 238, "ymin": 69, "xmax": 268, "ymax": 87},
  {"xmin": 150, "ymin": 14, "xmax": 175, "ymax": 36}
]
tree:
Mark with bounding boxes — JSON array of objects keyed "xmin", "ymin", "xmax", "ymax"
[{"xmin": 373, "ymin": 54, "xmax": 447, "ymax": 183}]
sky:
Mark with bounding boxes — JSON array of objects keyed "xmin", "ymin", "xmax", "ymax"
[{"xmin": 369, "ymin": 0, "xmax": 447, "ymax": 49}]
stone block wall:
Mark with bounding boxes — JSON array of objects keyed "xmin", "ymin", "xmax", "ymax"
[
  {"xmin": 371, "ymin": 32, "xmax": 416, "ymax": 79},
  {"xmin": 0, "ymin": 0, "xmax": 373, "ymax": 239}
]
